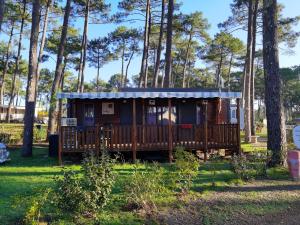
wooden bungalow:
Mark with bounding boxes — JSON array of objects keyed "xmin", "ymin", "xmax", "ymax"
[{"xmin": 57, "ymin": 88, "xmax": 241, "ymax": 163}]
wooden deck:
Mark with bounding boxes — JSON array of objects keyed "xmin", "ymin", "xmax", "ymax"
[{"xmin": 59, "ymin": 123, "xmax": 240, "ymax": 157}]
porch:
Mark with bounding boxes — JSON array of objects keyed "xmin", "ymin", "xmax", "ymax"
[{"xmin": 60, "ymin": 123, "xmax": 239, "ymax": 152}]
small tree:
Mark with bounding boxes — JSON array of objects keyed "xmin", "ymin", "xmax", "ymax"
[
  {"xmin": 174, "ymin": 147, "xmax": 199, "ymax": 193},
  {"xmin": 55, "ymin": 152, "xmax": 115, "ymax": 217},
  {"xmin": 109, "ymin": 26, "xmax": 141, "ymax": 87},
  {"xmin": 87, "ymin": 37, "xmax": 112, "ymax": 91}
]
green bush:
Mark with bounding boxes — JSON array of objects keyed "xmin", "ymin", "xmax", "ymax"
[
  {"xmin": 33, "ymin": 126, "xmax": 47, "ymax": 142},
  {"xmin": 173, "ymin": 147, "xmax": 199, "ymax": 193},
  {"xmin": 125, "ymin": 162, "xmax": 165, "ymax": 211},
  {"xmin": 231, "ymin": 152, "xmax": 269, "ymax": 181},
  {"xmin": 54, "ymin": 152, "xmax": 116, "ymax": 217}
]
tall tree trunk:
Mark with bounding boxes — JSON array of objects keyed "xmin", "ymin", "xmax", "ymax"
[
  {"xmin": 216, "ymin": 50, "xmax": 224, "ymax": 88},
  {"xmin": 138, "ymin": 0, "xmax": 150, "ymax": 88},
  {"xmin": 121, "ymin": 43, "xmax": 125, "ymax": 87},
  {"xmin": 244, "ymin": 0, "xmax": 254, "ymax": 143},
  {"xmin": 22, "ymin": 0, "xmax": 41, "ymax": 157},
  {"xmin": 96, "ymin": 50, "xmax": 100, "ymax": 91},
  {"xmin": 227, "ymin": 53, "xmax": 233, "ymax": 91},
  {"xmin": 0, "ymin": 23, "xmax": 14, "ymax": 105},
  {"xmin": 77, "ymin": 0, "xmax": 89, "ymax": 93},
  {"xmin": 187, "ymin": 60, "xmax": 192, "ymax": 87},
  {"xmin": 125, "ymin": 51, "xmax": 134, "ymax": 87},
  {"xmin": 6, "ymin": 0, "xmax": 27, "ymax": 123},
  {"xmin": 80, "ymin": 0, "xmax": 90, "ymax": 93},
  {"xmin": 153, "ymin": 0, "xmax": 165, "ymax": 88},
  {"xmin": 241, "ymin": 64, "xmax": 246, "ymax": 109},
  {"xmin": 250, "ymin": 0, "xmax": 259, "ymax": 136},
  {"xmin": 57, "ymin": 56, "xmax": 67, "ymax": 131},
  {"xmin": 36, "ymin": 0, "xmax": 51, "ymax": 97},
  {"xmin": 263, "ymin": 0, "xmax": 286, "ymax": 166},
  {"xmin": 16, "ymin": 89, "xmax": 19, "ymax": 106},
  {"xmin": 143, "ymin": 11, "xmax": 151, "ymax": 88},
  {"xmin": 163, "ymin": 0, "xmax": 174, "ymax": 88},
  {"xmin": 182, "ymin": 30, "xmax": 193, "ymax": 88},
  {"xmin": 48, "ymin": 0, "xmax": 71, "ymax": 135},
  {"xmin": 0, "ymin": 0, "xmax": 4, "ymax": 32}
]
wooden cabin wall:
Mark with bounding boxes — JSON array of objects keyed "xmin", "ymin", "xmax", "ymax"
[
  {"xmin": 220, "ymin": 99, "xmax": 230, "ymax": 123},
  {"xmin": 69, "ymin": 98, "xmax": 231, "ymax": 127}
]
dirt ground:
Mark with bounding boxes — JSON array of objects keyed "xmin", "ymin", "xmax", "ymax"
[{"xmin": 151, "ymin": 180, "xmax": 300, "ymax": 225}]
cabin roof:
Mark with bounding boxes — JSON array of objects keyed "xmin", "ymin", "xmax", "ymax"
[{"xmin": 57, "ymin": 88, "xmax": 241, "ymax": 99}]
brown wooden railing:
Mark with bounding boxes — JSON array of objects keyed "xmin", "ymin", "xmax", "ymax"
[{"xmin": 60, "ymin": 123, "xmax": 239, "ymax": 153}]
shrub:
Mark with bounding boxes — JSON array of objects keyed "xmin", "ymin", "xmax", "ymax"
[
  {"xmin": 231, "ymin": 154, "xmax": 250, "ymax": 180},
  {"xmin": 54, "ymin": 152, "xmax": 116, "ymax": 217},
  {"xmin": 125, "ymin": 162, "xmax": 165, "ymax": 211},
  {"xmin": 33, "ymin": 126, "xmax": 47, "ymax": 142},
  {"xmin": 173, "ymin": 147, "xmax": 199, "ymax": 193},
  {"xmin": 231, "ymin": 152, "xmax": 269, "ymax": 181},
  {"xmin": 0, "ymin": 133, "xmax": 11, "ymax": 143},
  {"xmin": 255, "ymin": 120, "xmax": 264, "ymax": 133}
]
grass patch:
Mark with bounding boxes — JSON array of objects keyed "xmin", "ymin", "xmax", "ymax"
[
  {"xmin": 0, "ymin": 147, "xmax": 295, "ymax": 225},
  {"xmin": 0, "ymin": 123, "xmax": 47, "ymax": 144}
]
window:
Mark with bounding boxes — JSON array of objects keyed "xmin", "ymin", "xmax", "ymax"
[
  {"xmin": 146, "ymin": 106, "xmax": 176, "ymax": 125},
  {"xmin": 84, "ymin": 104, "xmax": 94, "ymax": 118},
  {"xmin": 102, "ymin": 102, "xmax": 114, "ymax": 115},
  {"xmin": 231, "ymin": 108, "xmax": 237, "ymax": 119},
  {"xmin": 146, "ymin": 106, "xmax": 157, "ymax": 124},
  {"xmin": 84, "ymin": 104, "xmax": 94, "ymax": 126}
]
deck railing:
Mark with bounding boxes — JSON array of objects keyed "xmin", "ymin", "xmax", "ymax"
[{"xmin": 60, "ymin": 123, "xmax": 239, "ymax": 153}]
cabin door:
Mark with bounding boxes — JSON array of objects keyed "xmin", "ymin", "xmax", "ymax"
[
  {"xmin": 196, "ymin": 104, "xmax": 204, "ymax": 125},
  {"xmin": 84, "ymin": 104, "xmax": 95, "ymax": 126}
]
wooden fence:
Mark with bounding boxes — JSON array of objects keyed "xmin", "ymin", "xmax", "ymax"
[{"xmin": 60, "ymin": 123, "xmax": 239, "ymax": 153}]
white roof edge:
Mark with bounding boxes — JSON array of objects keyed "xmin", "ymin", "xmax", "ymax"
[{"xmin": 57, "ymin": 91, "xmax": 242, "ymax": 99}]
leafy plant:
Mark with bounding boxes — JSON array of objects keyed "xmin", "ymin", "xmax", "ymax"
[
  {"xmin": 173, "ymin": 147, "xmax": 199, "ymax": 193},
  {"xmin": 231, "ymin": 152, "xmax": 269, "ymax": 181},
  {"xmin": 209, "ymin": 153, "xmax": 223, "ymax": 187},
  {"xmin": 54, "ymin": 152, "xmax": 116, "ymax": 217},
  {"xmin": 23, "ymin": 189, "xmax": 51, "ymax": 225},
  {"xmin": 125, "ymin": 162, "xmax": 165, "ymax": 211}
]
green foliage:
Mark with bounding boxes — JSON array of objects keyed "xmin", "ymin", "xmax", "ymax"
[
  {"xmin": 54, "ymin": 152, "xmax": 115, "ymax": 217},
  {"xmin": 0, "ymin": 132, "xmax": 12, "ymax": 143},
  {"xmin": 231, "ymin": 152, "xmax": 269, "ymax": 181},
  {"xmin": 23, "ymin": 189, "xmax": 51, "ymax": 225},
  {"xmin": 208, "ymin": 153, "xmax": 224, "ymax": 187},
  {"xmin": 124, "ymin": 162, "xmax": 165, "ymax": 210},
  {"xmin": 1, "ymin": 147, "xmax": 292, "ymax": 224},
  {"xmin": 173, "ymin": 147, "xmax": 199, "ymax": 192},
  {"xmin": 0, "ymin": 124, "xmax": 47, "ymax": 144},
  {"xmin": 255, "ymin": 119, "xmax": 264, "ymax": 133}
]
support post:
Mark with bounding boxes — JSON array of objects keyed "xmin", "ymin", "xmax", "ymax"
[
  {"xmin": 132, "ymin": 99, "xmax": 137, "ymax": 162},
  {"xmin": 236, "ymin": 98, "xmax": 241, "ymax": 155},
  {"xmin": 215, "ymin": 98, "xmax": 221, "ymax": 124},
  {"xmin": 58, "ymin": 124, "xmax": 62, "ymax": 166},
  {"xmin": 142, "ymin": 99, "xmax": 145, "ymax": 144},
  {"xmin": 203, "ymin": 100, "xmax": 208, "ymax": 161},
  {"xmin": 72, "ymin": 99, "xmax": 76, "ymax": 117},
  {"xmin": 168, "ymin": 98, "xmax": 173, "ymax": 163}
]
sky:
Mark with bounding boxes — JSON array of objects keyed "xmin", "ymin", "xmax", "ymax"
[
  {"xmin": 81, "ymin": 0, "xmax": 300, "ymax": 82},
  {"xmin": 2, "ymin": 0, "xmax": 300, "ymax": 84}
]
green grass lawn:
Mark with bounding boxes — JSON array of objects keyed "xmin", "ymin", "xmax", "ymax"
[{"xmin": 0, "ymin": 147, "xmax": 296, "ymax": 225}]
